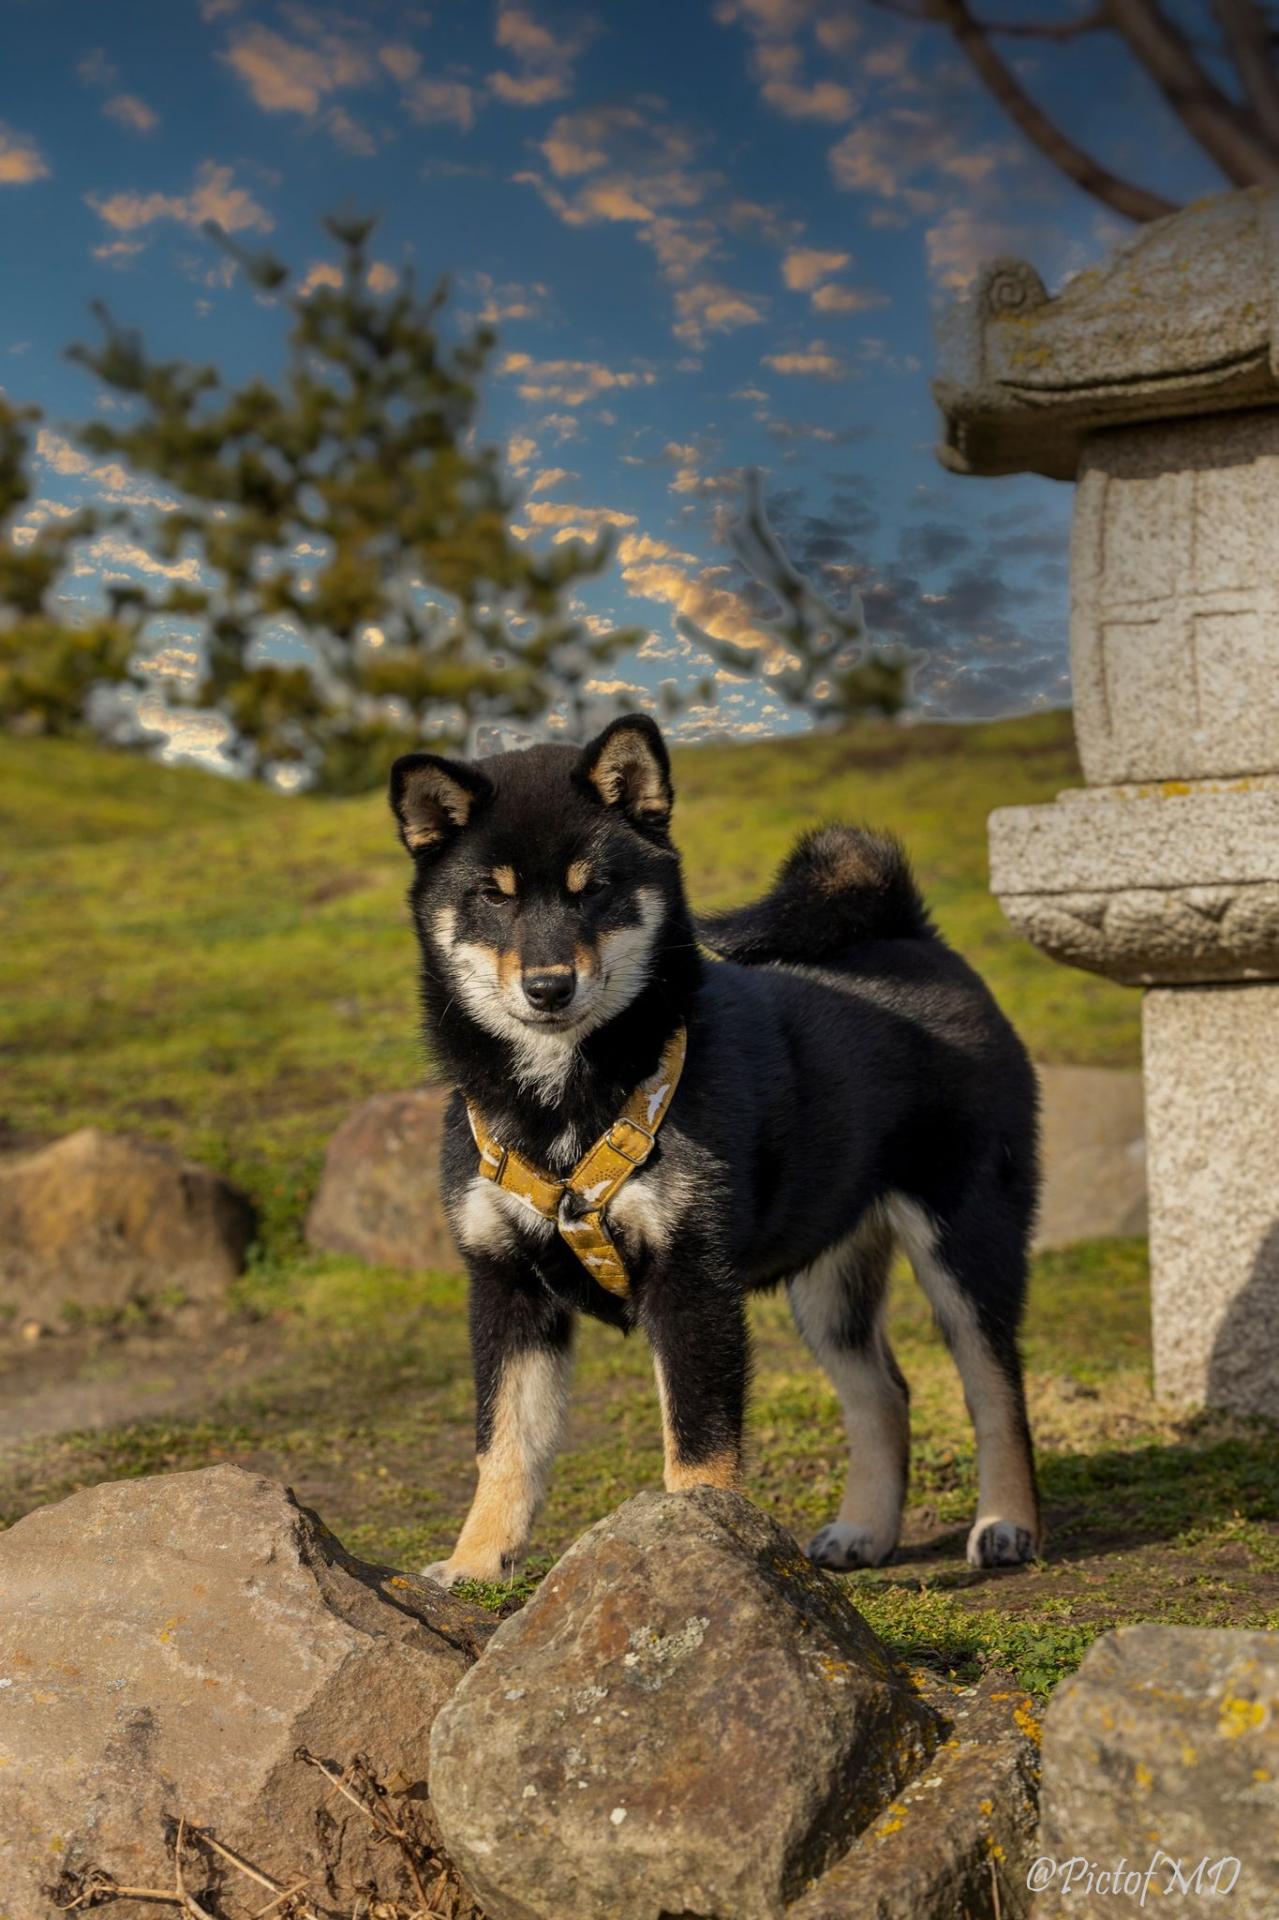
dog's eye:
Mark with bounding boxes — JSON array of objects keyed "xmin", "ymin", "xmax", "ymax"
[
  {"xmin": 478, "ymin": 883, "xmax": 512, "ymax": 906},
  {"xmin": 577, "ymin": 875, "xmax": 610, "ymax": 900}
]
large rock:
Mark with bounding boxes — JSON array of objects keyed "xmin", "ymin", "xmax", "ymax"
[
  {"xmin": 790, "ymin": 1671, "xmax": 1042, "ymax": 1920},
  {"xmin": 1034, "ymin": 1065, "xmax": 1146, "ymax": 1249},
  {"xmin": 306, "ymin": 1087, "xmax": 458, "ymax": 1271},
  {"xmin": 429, "ymin": 1489, "xmax": 940, "ymax": 1920},
  {"xmin": 0, "ymin": 1465, "xmax": 494, "ymax": 1919},
  {"xmin": 0, "ymin": 1128, "xmax": 254, "ymax": 1327},
  {"xmin": 1035, "ymin": 1625, "xmax": 1279, "ymax": 1918}
]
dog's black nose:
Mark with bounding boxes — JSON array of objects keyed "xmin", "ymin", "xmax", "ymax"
[{"xmin": 522, "ymin": 970, "xmax": 576, "ymax": 1013}]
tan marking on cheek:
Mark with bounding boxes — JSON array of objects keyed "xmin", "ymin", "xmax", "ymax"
[
  {"xmin": 566, "ymin": 859, "xmax": 592, "ymax": 894},
  {"xmin": 497, "ymin": 946, "xmax": 522, "ymax": 991},
  {"xmin": 492, "ymin": 864, "xmax": 517, "ymax": 896},
  {"xmin": 574, "ymin": 941, "xmax": 599, "ymax": 981}
]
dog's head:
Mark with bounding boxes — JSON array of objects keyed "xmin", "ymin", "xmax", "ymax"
[{"xmin": 390, "ymin": 715, "xmax": 682, "ymax": 1046}]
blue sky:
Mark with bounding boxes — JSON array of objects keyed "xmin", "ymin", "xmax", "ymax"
[{"xmin": 1, "ymin": 0, "xmax": 1221, "ymax": 756}]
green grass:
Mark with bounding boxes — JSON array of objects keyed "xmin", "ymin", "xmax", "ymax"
[
  {"xmin": 0, "ymin": 713, "xmax": 1136, "ymax": 1261},
  {"xmin": 9, "ymin": 718, "xmax": 1263, "ymax": 1706},
  {"xmin": 4, "ymin": 1240, "xmax": 1277, "ymax": 1695}
]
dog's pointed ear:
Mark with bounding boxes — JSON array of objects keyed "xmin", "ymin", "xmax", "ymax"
[
  {"xmin": 575, "ymin": 715, "xmax": 673, "ymax": 835},
  {"xmin": 389, "ymin": 753, "xmax": 493, "ymax": 856}
]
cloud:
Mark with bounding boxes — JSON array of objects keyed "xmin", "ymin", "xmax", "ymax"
[
  {"xmin": 221, "ymin": 20, "xmax": 370, "ymax": 114},
  {"xmin": 297, "ymin": 261, "xmax": 342, "ymax": 296},
  {"xmin": 77, "ymin": 48, "xmax": 118, "ymax": 88},
  {"xmin": 0, "ymin": 124, "xmax": 50, "ymax": 185},
  {"xmin": 528, "ymin": 466, "xmax": 573, "ymax": 494},
  {"xmin": 104, "ymin": 94, "xmax": 159, "ymax": 136},
  {"xmin": 519, "ymin": 104, "xmax": 765, "ymax": 350},
  {"xmin": 87, "ymin": 161, "xmax": 273, "ymax": 235},
  {"xmin": 781, "ymin": 246, "xmax": 849, "ymax": 292},
  {"xmin": 219, "ymin": 14, "xmax": 421, "ymax": 148},
  {"xmin": 617, "ymin": 531, "xmax": 778, "ymax": 663},
  {"xmin": 36, "ymin": 428, "xmax": 175, "ymax": 511},
  {"xmin": 490, "ymin": 3, "xmax": 594, "ymax": 107},
  {"xmin": 92, "ymin": 237, "xmax": 146, "ymax": 265},
  {"xmin": 508, "ymin": 433, "xmax": 538, "ymax": 474},
  {"xmin": 752, "ymin": 42, "xmax": 852, "ymax": 121},
  {"xmin": 500, "ymin": 352, "xmax": 657, "ymax": 407},
  {"xmin": 10, "ymin": 498, "xmax": 76, "ymax": 548},
  {"xmin": 72, "ymin": 534, "xmax": 200, "ymax": 586},
  {"xmin": 469, "ymin": 272, "xmax": 549, "ymax": 324},
  {"xmin": 401, "ymin": 77, "xmax": 475, "ymax": 129},
  {"xmin": 810, "ymin": 281, "xmax": 886, "ymax": 313},
  {"xmin": 761, "ymin": 340, "xmax": 847, "ymax": 379},
  {"xmin": 672, "ymin": 280, "xmax": 767, "ymax": 345},
  {"xmin": 520, "ymin": 500, "xmax": 637, "ymax": 543},
  {"xmin": 830, "ymin": 110, "xmax": 1007, "ymax": 227}
]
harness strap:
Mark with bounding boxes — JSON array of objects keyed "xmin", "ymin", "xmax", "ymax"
[{"xmin": 465, "ymin": 1024, "xmax": 688, "ymax": 1299}]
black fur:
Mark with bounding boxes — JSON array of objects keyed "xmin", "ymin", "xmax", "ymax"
[{"xmin": 391, "ymin": 716, "xmax": 1042, "ymax": 1577}]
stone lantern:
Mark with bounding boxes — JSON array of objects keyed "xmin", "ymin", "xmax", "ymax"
[{"xmin": 934, "ymin": 189, "xmax": 1279, "ymax": 1418}]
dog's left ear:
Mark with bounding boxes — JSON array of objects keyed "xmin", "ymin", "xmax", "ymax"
[{"xmin": 576, "ymin": 714, "xmax": 673, "ymax": 834}]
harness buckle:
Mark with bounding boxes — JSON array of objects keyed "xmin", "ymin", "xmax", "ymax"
[{"xmin": 606, "ymin": 1117, "xmax": 656, "ymax": 1165}]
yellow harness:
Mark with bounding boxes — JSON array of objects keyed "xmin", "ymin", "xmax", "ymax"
[{"xmin": 464, "ymin": 1025, "xmax": 688, "ymax": 1299}]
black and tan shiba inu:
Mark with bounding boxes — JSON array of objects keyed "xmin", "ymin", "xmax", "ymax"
[{"xmin": 389, "ymin": 715, "xmax": 1041, "ymax": 1586}]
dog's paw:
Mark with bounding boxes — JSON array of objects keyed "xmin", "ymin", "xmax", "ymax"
[
  {"xmin": 807, "ymin": 1522, "xmax": 894, "ymax": 1572},
  {"xmin": 418, "ymin": 1559, "xmax": 458, "ymax": 1589},
  {"xmin": 966, "ymin": 1518, "xmax": 1037, "ymax": 1569}
]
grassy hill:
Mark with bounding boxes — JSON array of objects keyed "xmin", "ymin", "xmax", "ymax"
[
  {"xmin": 1, "ymin": 710, "xmax": 1137, "ymax": 1257},
  {"xmin": 4, "ymin": 716, "xmax": 1279, "ymax": 1699},
  {"xmin": 17, "ymin": 714, "xmax": 1267, "ymax": 1704}
]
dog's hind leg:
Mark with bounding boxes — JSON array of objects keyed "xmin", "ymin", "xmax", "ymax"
[
  {"xmin": 887, "ymin": 1193, "xmax": 1041, "ymax": 1570},
  {"xmin": 425, "ymin": 1256, "xmax": 574, "ymax": 1588},
  {"xmin": 789, "ymin": 1209, "xmax": 910, "ymax": 1571}
]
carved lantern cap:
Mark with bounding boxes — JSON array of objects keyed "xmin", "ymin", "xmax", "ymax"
[{"xmin": 933, "ymin": 189, "xmax": 1279, "ymax": 482}]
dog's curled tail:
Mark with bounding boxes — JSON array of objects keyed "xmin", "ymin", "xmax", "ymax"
[{"xmin": 698, "ymin": 824, "xmax": 934, "ymax": 966}]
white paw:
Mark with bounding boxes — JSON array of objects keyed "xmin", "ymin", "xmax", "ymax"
[
  {"xmin": 966, "ymin": 1518, "xmax": 1037, "ymax": 1569},
  {"xmin": 807, "ymin": 1522, "xmax": 895, "ymax": 1572},
  {"xmin": 421, "ymin": 1558, "xmax": 461, "ymax": 1588}
]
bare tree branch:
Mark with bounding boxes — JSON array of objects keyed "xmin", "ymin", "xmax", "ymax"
[
  {"xmin": 1105, "ymin": 0, "xmax": 1279, "ymax": 183},
  {"xmin": 1214, "ymin": 0, "xmax": 1279, "ymax": 144},
  {"xmin": 963, "ymin": 8, "xmax": 1109, "ymax": 38},
  {"xmin": 918, "ymin": 0, "xmax": 1182, "ymax": 219}
]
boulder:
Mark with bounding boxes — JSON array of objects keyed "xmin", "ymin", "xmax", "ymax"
[
  {"xmin": 1035, "ymin": 1625, "xmax": 1279, "ymax": 1919},
  {"xmin": 1034, "ymin": 1065, "xmax": 1146, "ymax": 1250},
  {"xmin": 428, "ymin": 1488, "xmax": 940, "ymax": 1920},
  {"xmin": 0, "ymin": 1128, "xmax": 254, "ymax": 1327},
  {"xmin": 789, "ymin": 1671, "xmax": 1042, "ymax": 1919},
  {"xmin": 306, "ymin": 1087, "xmax": 458, "ymax": 1271},
  {"xmin": 0, "ymin": 1465, "xmax": 494, "ymax": 1919}
]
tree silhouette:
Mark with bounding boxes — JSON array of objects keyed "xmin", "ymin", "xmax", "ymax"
[
  {"xmin": 881, "ymin": 0, "xmax": 1279, "ymax": 219},
  {"xmin": 2, "ymin": 218, "xmax": 905, "ymax": 783}
]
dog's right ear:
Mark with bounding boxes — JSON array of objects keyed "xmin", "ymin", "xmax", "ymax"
[{"xmin": 389, "ymin": 753, "xmax": 493, "ymax": 857}]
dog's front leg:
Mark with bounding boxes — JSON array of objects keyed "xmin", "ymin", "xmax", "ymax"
[
  {"xmin": 425, "ymin": 1256, "xmax": 574, "ymax": 1588},
  {"xmin": 641, "ymin": 1252, "xmax": 749, "ymax": 1493}
]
